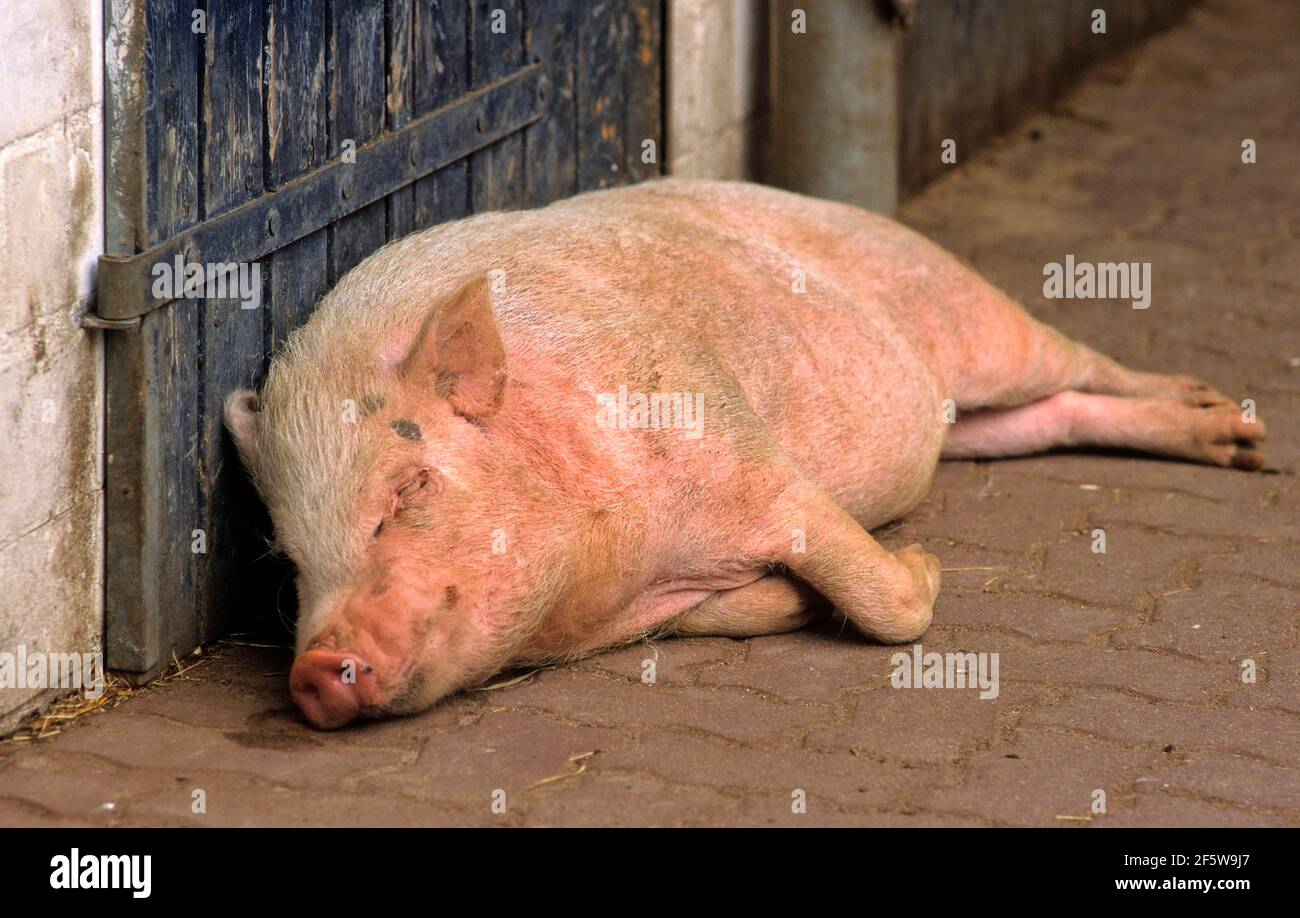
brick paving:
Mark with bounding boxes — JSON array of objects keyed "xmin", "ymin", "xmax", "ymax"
[{"xmin": 1, "ymin": 0, "xmax": 1296, "ymax": 826}]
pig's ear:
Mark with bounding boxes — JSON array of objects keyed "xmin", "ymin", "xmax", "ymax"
[
  {"xmin": 224, "ymin": 389, "xmax": 263, "ymax": 468},
  {"xmin": 401, "ymin": 275, "xmax": 507, "ymax": 419}
]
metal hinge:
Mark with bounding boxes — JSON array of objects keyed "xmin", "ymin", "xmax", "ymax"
[{"xmin": 85, "ymin": 64, "xmax": 549, "ymax": 330}]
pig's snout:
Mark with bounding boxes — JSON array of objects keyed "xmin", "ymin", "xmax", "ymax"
[{"xmin": 289, "ymin": 648, "xmax": 377, "ymax": 729}]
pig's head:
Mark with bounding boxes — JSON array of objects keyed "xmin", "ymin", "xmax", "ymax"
[{"xmin": 225, "ymin": 276, "xmax": 567, "ymax": 728}]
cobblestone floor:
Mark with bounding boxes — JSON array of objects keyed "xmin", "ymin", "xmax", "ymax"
[{"xmin": 2, "ymin": 0, "xmax": 1296, "ymax": 827}]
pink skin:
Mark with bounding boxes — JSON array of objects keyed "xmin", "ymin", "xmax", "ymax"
[{"xmin": 225, "ymin": 178, "xmax": 1266, "ymax": 729}]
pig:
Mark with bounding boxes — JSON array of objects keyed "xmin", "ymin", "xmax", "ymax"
[{"xmin": 224, "ymin": 178, "xmax": 1266, "ymax": 728}]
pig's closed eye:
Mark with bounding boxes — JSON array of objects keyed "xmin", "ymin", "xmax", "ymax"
[
  {"xmin": 397, "ymin": 476, "xmax": 426, "ymax": 500},
  {"xmin": 375, "ymin": 468, "xmax": 437, "ymax": 538},
  {"xmin": 379, "ymin": 465, "xmax": 436, "ymax": 530},
  {"xmin": 395, "ymin": 468, "xmax": 435, "ymax": 505}
]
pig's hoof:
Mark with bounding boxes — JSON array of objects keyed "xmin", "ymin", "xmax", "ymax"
[
  {"xmin": 896, "ymin": 543, "xmax": 942, "ymax": 602},
  {"xmin": 1189, "ymin": 402, "xmax": 1267, "ymax": 469},
  {"xmin": 879, "ymin": 543, "xmax": 941, "ymax": 643}
]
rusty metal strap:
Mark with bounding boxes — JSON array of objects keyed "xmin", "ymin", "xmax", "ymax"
[{"xmin": 91, "ymin": 64, "xmax": 549, "ymax": 326}]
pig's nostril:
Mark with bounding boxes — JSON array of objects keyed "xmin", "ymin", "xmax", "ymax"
[{"xmin": 289, "ymin": 649, "xmax": 373, "ymax": 730}]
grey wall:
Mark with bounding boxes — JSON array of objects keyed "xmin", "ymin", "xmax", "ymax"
[
  {"xmin": 899, "ymin": 0, "xmax": 1201, "ymax": 194},
  {"xmin": 766, "ymin": 0, "xmax": 899, "ymax": 213}
]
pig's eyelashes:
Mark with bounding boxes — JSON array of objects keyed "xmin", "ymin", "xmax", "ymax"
[
  {"xmin": 375, "ymin": 468, "xmax": 439, "ymax": 537},
  {"xmin": 396, "ymin": 466, "xmax": 438, "ymax": 501},
  {"xmin": 396, "ymin": 476, "xmax": 427, "ymax": 500}
]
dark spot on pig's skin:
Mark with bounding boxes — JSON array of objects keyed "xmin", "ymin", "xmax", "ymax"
[
  {"xmin": 359, "ymin": 394, "xmax": 386, "ymax": 417},
  {"xmin": 444, "ymin": 584, "xmax": 458, "ymax": 608},
  {"xmin": 391, "ymin": 418, "xmax": 422, "ymax": 441}
]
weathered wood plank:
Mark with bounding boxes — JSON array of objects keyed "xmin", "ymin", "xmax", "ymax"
[
  {"xmin": 106, "ymin": 0, "xmax": 202, "ymax": 671},
  {"xmin": 198, "ymin": 0, "xmax": 267, "ymax": 644},
  {"xmin": 267, "ymin": 0, "xmax": 331, "ymax": 346},
  {"xmin": 623, "ymin": 0, "xmax": 661, "ymax": 183},
  {"xmin": 266, "ymin": 0, "xmax": 328, "ymax": 189},
  {"xmin": 1063, "ymin": 0, "xmax": 1096, "ymax": 79},
  {"xmin": 145, "ymin": 305, "xmax": 202, "ymax": 658},
  {"xmin": 965, "ymin": 0, "xmax": 1005, "ymax": 143},
  {"xmin": 900, "ymin": 0, "xmax": 952, "ymax": 192},
  {"xmin": 203, "ymin": 1, "xmax": 263, "ymax": 215},
  {"xmin": 576, "ymin": 1, "xmax": 626, "ymax": 191},
  {"xmin": 145, "ymin": 1, "xmax": 200, "ymax": 241},
  {"xmin": 412, "ymin": 0, "xmax": 470, "ymax": 228},
  {"xmin": 261, "ymin": 0, "xmax": 333, "ymax": 630},
  {"xmin": 385, "ymin": 0, "xmax": 416, "ymax": 238},
  {"xmin": 330, "ymin": 0, "xmax": 388, "ymax": 282},
  {"xmin": 525, "ymin": 0, "xmax": 577, "ymax": 206},
  {"xmin": 1027, "ymin": 0, "xmax": 1068, "ymax": 112},
  {"xmin": 471, "ymin": 0, "xmax": 525, "ymax": 212}
]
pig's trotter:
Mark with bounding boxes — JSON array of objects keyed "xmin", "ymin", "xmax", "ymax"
[
  {"xmin": 771, "ymin": 478, "xmax": 941, "ymax": 644},
  {"xmin": 673, "ymin": 576, "xmax": 817, "ymax": 638},
  {"xmin": 895, "ymin": 543, "xmax": 942, "ymax": 610}
]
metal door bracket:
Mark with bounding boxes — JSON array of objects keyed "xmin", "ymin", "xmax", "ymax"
[{"xmin": 87, "ymin": 64, "xmax": 548, "ymax": 328}]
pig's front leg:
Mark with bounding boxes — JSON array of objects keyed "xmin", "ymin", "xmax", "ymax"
[
  {"xmin": 762, "ymin": 477, "xmax": 942, "ymax": 644},
  {"xmin": 672, "ymin": 576, "xmax": 818, "ymax": 637}
]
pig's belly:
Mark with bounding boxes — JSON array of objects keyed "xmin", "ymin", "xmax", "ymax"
[
  {"xmin": 692, "ymin": 277, "xmax": 948, "ymax": 530},
  {"xmin": 753, "ymin": 329, "xmax": 944, "ymax": 527}
]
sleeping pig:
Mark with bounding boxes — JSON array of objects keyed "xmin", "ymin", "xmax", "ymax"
[{"xmin": 224, "ymin": 178, "xmax": 1265, "ymax": 728}]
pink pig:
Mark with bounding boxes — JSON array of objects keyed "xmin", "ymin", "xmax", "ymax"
[{"xmin": 225, "ymin": 179, "xmax": 1265, "ymax": 728}]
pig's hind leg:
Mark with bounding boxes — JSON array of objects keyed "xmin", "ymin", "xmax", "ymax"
[
  {"xmin": 952, "ymin": 310, "xmax": 1231, "ymax": 411},
  {"xmin": 942, "ymin": 390, "xmax": 1266, "ymax": 469},
  {"xmin": 944, "ymin": 302, "xmax": 1264, "ymax": 467}
]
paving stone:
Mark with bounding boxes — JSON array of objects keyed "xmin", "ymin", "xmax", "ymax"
[
  {"xmin": 1024, "ymin": 689, "xmax": 1300, "ymax": 765},
  {"xmin": 592, "ymin": 729, "xmax": 938, "ymax": 812},
  {"xmin": 1199, "ymin": 541, "xmax": 1300, "ymax": 589},
  {"xmin": 916, "ymin": 727, "xmax": 1165, "ymax": 827},
  {"xmin": 933, "ymin": 588, "xmax": 1133, "ymax": 644},
  {"xmin": 568, "ymin": 635, "xmax": 743, "ymax": 685},
  {"xmin": 1110, "ymin": 579, "xmax": 1298, "ymax": 662},
  {"xmin": 1131, "ymin": 751, "xmax": 1300, "ymax": 814},
  {"xmin": 693, "ymin": 622, "xmax": 895, "ymax": 703},
  {"xmin": 1102, "ymin": 793, "xmax": 1295, "ymax": 828},
  {"xmin": 1000, "ymin": 639, "xmax": 1238, "ymax": 703},
  {"xmin": 517, "ymin": 773, "xmax": 742, "ymax": 827},
  {"xmin": 806, "ymin": 678, "xmax": 1050, "ymax": 765},
  {"xmin": 489, "ymin": 665, "xmax": 831, "ymax": 746},
  {"xmin": 346, "ymin": 709, "xmax": 627, "ymax": 810},
  {"xmin": 1223, "ymin": 645, "xmax": 1300, "ymax": 716}
]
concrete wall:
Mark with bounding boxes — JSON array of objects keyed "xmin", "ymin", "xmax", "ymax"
[
  {"xmin": 0, "ymin": 1, "xmax": 104, "ymax": 733},
  {"xmin": 665, "ymin": 0, "xmax": 768, "ymax": 179},
  {"xmin": 765, "ymin": 0, "xmax": 899, "ymax": 213}
]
